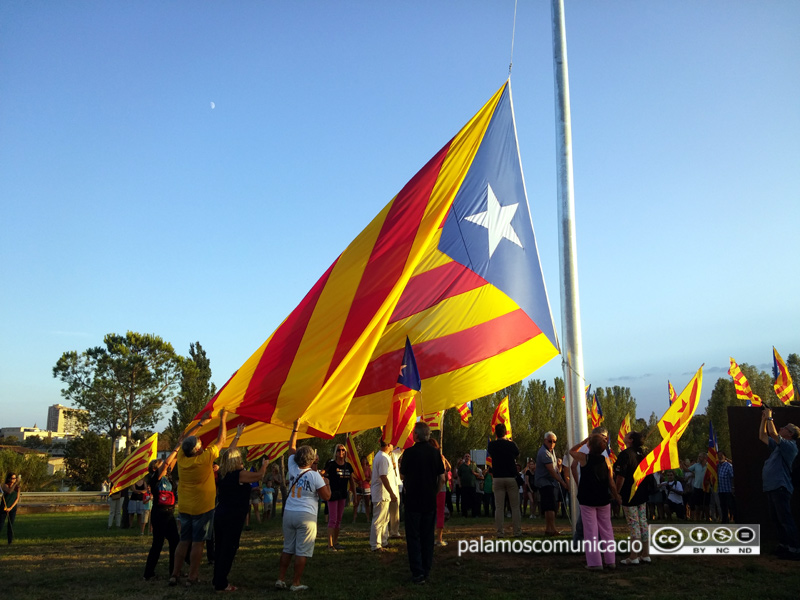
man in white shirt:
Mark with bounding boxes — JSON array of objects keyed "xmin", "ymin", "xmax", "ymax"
[{"xmin": 370, "ymin": 439, "xmax": 398, "ymax": 551}]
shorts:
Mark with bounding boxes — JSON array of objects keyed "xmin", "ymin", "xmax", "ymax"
[
  {"xmin": 250, "ymin": 489, "xmax": 262, "ymax": 504},
  {"xmin": 128, "ymin": 500, "xmax": 144, "ymax": 514},
  {"xmin": 283, "ymin": 510, "xmax": 318, "ymax": 558},
  {"xmin": 179, "ymin": 509, "xmax": 215, "ymax": 543},
  {"xmin": 539, "ymin": 485, "xmax": 558, "ymax": 513}
]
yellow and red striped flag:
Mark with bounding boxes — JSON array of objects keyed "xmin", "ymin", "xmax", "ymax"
[
  {"xmin": 420, "ymin": 410, "xmax": 444, "ymax": 431},
  {"xmin": 589, "ymin": 393, "xmax": 603, "ymax": 429},
  {"xmin": 668, "ymin": 381, "xmax": 677, "ymax": 405},
  {"xmin": 490, "ymin": 396, "xmax": 512, "ymax": 439},
  {"xmin": 383, "ymin": 338, "xmax": 420, "ymax": 450},
  {"xmin": 246, "ymin": 441, "xmax": 290, "ymax": 463},
  {"xmin": 630, "ymin": 366, "xmax": 703, "ymax": 500},
  {"xmin": 773, "ymin": 347, "xmax": 795, "ymax": 405},
  {"xmin": 345, "ymin": 433, "xmax": 366, "ymax": 483},
  {"xmin": 703, "ymin": 422, "xmax": 718, "ymax": 492},
  {"xmin": 185, "ymin": 82, "xmax": 558, "ymax": 447},
  {"xmin": 728, "ymin": 358, "xmax": 761, "ymax": 407},
  {"xmin": 617, "ymin": 413, "xmax": 631, "ymax": 452},
  {"xmin": 456, "ymin": 402, "xmax": 472, "ymax": 427},
  {"xmin": 108, "ymin": 433, "xmax": 157, "ymax": 494}
]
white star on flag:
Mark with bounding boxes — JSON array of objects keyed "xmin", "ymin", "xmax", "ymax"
[{"xmin": 464, "ymin": 184, "xmax": 522, "ymax": 258}]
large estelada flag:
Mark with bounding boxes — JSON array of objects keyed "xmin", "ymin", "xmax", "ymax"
[
  {"xmin": 617, "ymin": 413, "xmax": 631, "ymax": 452},
  {"xmin": 108, "ymin": 432, "xmax": 157, "ymax": 494},
  {"xmin": 246, "ymin": 441, "xmax": 290, "ymax": 463},
  {"xmin": 187, "ymin": 81, "xmax": 558, "ymax": 445},
  {"xmin": 630, "ymin": 366, "xmax": 703, "ymax": 500},
  {"xmin": 383, "ymin": 338, "xmax": 420, "ymax": 449},
  {"xmin": 773, "ymin": 347, "xmax": 795, "ymax": 405},
  {"xmin": 728, "ymin": 358, "xmax": 761, "ymax": 407},
  {"xmin": 490, "ymin": 396, "xmax": 512, "ymax": 439}
]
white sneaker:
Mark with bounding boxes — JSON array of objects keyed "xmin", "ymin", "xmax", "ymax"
[
  {"xmin": 275, "ymin": 580, "xmax": 287, "ymax": 590},
  {"xmin": 290, "ymin": 584, "xmax": 309, "ymax": 592}
]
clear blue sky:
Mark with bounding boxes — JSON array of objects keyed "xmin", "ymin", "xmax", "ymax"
[{"xmin": 2, "ymin": 1, "xmax": 798, "ymax": 432}]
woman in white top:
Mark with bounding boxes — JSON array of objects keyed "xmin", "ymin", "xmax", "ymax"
[{"xmin": 276, "ymin": 420, "xmax": 331, "ymax": 593}]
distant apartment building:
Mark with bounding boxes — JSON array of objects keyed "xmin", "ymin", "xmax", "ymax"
[{"xmin": 47, "ymin": 404, "xmax": 87, "ymax": 435}]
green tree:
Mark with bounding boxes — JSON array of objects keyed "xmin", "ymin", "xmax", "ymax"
[
  {"xmin": 165, "ymin": 342, "xmax": 217, "ymax": 445},
  {"xmin": 63, "ymin": 432, "xmax": 123, "ymax": 490},
  {"xmin": 786, "ymin": 353, "xmax": 800, "ymax": 405},
  {"xmin": 53, "ymin": 331, "xmax": 181, "ymax": 469},
  {"xmin": 0, "ymin": 450, "xmax": 61, "ymax": 492}
]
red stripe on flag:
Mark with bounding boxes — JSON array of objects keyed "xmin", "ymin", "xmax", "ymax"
[
  {"xmin": 324, "ymin": 145, "xmax": 451, "ymax": 381},
  {"xmin": 389, "ymin": 261, "xmax": 488, "ymax": 324},
  {"xmin": 238, "ymin": 260, "xmax": 338, "ymax": 420},
  {"xmin": 356, "ymin": 309, "xmax": 542, "ymax": 396}
]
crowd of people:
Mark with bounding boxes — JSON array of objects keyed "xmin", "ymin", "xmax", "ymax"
[{"xmin": 94, "ymin": 407, "xmax": 800, "ymax": 591}]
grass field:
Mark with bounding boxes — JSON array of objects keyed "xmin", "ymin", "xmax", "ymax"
[{"xmin": 1, "ymin": 510, "xmax": 797, "ymax": 599}]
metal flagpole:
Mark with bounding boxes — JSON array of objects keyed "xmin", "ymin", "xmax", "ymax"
[{"xmin": 551, "ymin": 0, "xmax": 588, "ymax": 532}]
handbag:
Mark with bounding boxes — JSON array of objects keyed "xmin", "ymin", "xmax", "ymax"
[{"xmin": 157, "ymin": 477, "xmax": 175, "ymax": 506}]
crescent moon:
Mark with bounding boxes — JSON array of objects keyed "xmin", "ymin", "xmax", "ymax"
[{"xmin": 210, "ymin": 102, "xmax": 216, "ymax": 109}]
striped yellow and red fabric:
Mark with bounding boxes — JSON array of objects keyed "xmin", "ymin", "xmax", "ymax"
[
  {"xmin": 383, "ymin": 338, "xmax": 420, "ymax": 450},
  {"xmin": 668, "ymin": 381, "xmax": 677, "ymax": 405},
  {"xmin": 704, "ymin": 422, "xmax": 718, "ymax": 492},
  {"xmin": 728, "ymin": 358, "xmax": 761, "ymax": 407},
  {"xmin": 589, "ymin": 393, "xmax": 603, "ymax": 429},
  {"xmin": 490, "ymin": 396, "xmax": 512, "ymax": 439},
  {"xmin": 246, "ymin": 441, "xmax": 289, "ymax": 463},
  {"xmin": 457, "ymin": 402, "xmax": 472, "ymax": 427},
  {"xmin": 187, "ymin": 81, "xmax": 558, "ymax": 446},
  {"xmin": 108, "ymin": 433, "xmax": 157, "ymax": 494},
  {"xmin": 773, "ymin": 347, "xmax": 795, "ymax": 405},
  {"xmin": 630, "ymin": 366, "xmax": 703, "ymax": 500},
  {"xmin": 420, "ymin": 411, "xmax": 444, "ymax": 432},
  {"xmin": 617, "ymin": 413, "xmax": 631, "ymax": 452},
  {"xmin": 346, "ymin": 433, "xmax": 366, "ymax": 483}
]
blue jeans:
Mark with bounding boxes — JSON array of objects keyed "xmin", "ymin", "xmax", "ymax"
[
  {"xmin": 404, "ymin": 510, "xmax": 435, "ymax": 579},
  {"xmin": 767, "ymin": 487, "xmax": 800, "ymax": 551}
]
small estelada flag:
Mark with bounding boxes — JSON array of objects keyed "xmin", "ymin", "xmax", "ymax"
[
  {"xmin": 490, "ymin": 396, "xmax": 512, "ymax": 439},
  {"xmin": 420, "ymin": 411, "xmax": 444, "ymax": 431},
  {"xmin": 617, "ymin": 413, "xmax": 631, "ymax": 452},
  {"xmin": 773, "ymin": 347, "xmax": 795, "ymax": 405},
  {"xmin": 108, "ymin": 433, "xmax": 158, "ymax": 494},
  {"xmin": 382, "ymin": 337, "xmax": 420, "ymax": 450},
  {"xmin": 728, "ymin": 357, "xmax": 761, "ymax": 407}
]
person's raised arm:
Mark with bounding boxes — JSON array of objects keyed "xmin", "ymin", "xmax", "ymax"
[
  {"xmin": 213, "ymin": 408, "xmax": 228, "ymax": 449},
  {"xmin": 288, "ymin": 419, "xmax": 300, "ymax": 456},
  {"xmin": 159, "ymin": 412, "xmax": 213, "ymax": 479},
  {"xmin": 240, "ymin": 459, "xmax": 269, "ymax": 484},
  {"xmin": 568, "ymin": 438, "xmax": 589, "ymax": 466},
  {"xmin": 760, "ymin": 407, "xmax": 778, "ymax": 445},
  {"xmin": 228, "ymin": 423, "xmax": 245, "ymax": 453}
]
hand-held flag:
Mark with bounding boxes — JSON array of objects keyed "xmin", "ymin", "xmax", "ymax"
[
  {"xmin": 703, "ymin": 422, "xmax": 718, "ymax": 492},
  {"xmin": 382, "ymin": 337, "xmax": 420, "ymax": 449},
  {"xmin": 617, "ymin": 413, "xmax": 631, "ymax": 452},
  {"xmin": 420, "ymin": 411, "xmax": 444, "ymax": 431},
  {"xmin": 346, "ymin": 433, "xmax": 366, "ymax": 483},
  {"xmin": 728, "ymin": 358, "xmax": 761, "ymax": 407},
  {"xmin": 773, "ymin": 347, "xmax": 795, "ymax": 405},
  {"xmin": 457, "ymin": 402, "xmax": 473, "ymax": 427},
  {"xmin": 589, "ymin": 393, "xmax": 603, "ymax": 429},
  {"xmin": 629, "ymin": 366, "xmax": 703, "ymax": 500},
  {"xmin": 108, "ymin": 433, "xmax": 158, "ymax": 495},
  {"xmin": 668, "ymin": 381, "xmax": 677, "ymax": 405},
  {"xmin": 490, "ymin": 396, "xmax": 512, "ymax": 439}
]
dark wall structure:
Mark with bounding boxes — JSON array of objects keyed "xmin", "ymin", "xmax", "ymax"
[{"xmin": 728, "ymin": 406, "xmax": 800, "ymax": 550}]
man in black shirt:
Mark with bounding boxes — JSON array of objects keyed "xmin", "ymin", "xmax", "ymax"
[
  {"xmin": 399, "ymin": 422, "xmax": 445, "ymax": 584},
  {"xmin": 487, "ymin": 423, "xmax": 522, "ymax": 537}
]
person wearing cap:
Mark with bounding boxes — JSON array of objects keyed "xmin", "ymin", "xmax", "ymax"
[
  {"xmin": 370, "ymin": 439, "xmax": 398, "ymax": 551},
  {"xmin": 759, "ymin": 407, "xmax": 800, "ymax": 559}
]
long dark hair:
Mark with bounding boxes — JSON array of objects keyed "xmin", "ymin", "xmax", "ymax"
[
  {"xmin": 5, "ymin": 472, "xmax": 16, "ymax": 485},
  {"xmin": 628, "ymin": 432, "xmax": 646, "ymax": 459}
]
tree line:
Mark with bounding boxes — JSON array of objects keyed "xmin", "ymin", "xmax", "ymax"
[{"xmin": 49, "ymin": 331, "xmax": 797, "ymax": 488}]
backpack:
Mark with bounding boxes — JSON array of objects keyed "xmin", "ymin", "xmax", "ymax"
[{"xmin": 157, "ymin": 477, "xmax": 175, "ymax": 507}]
